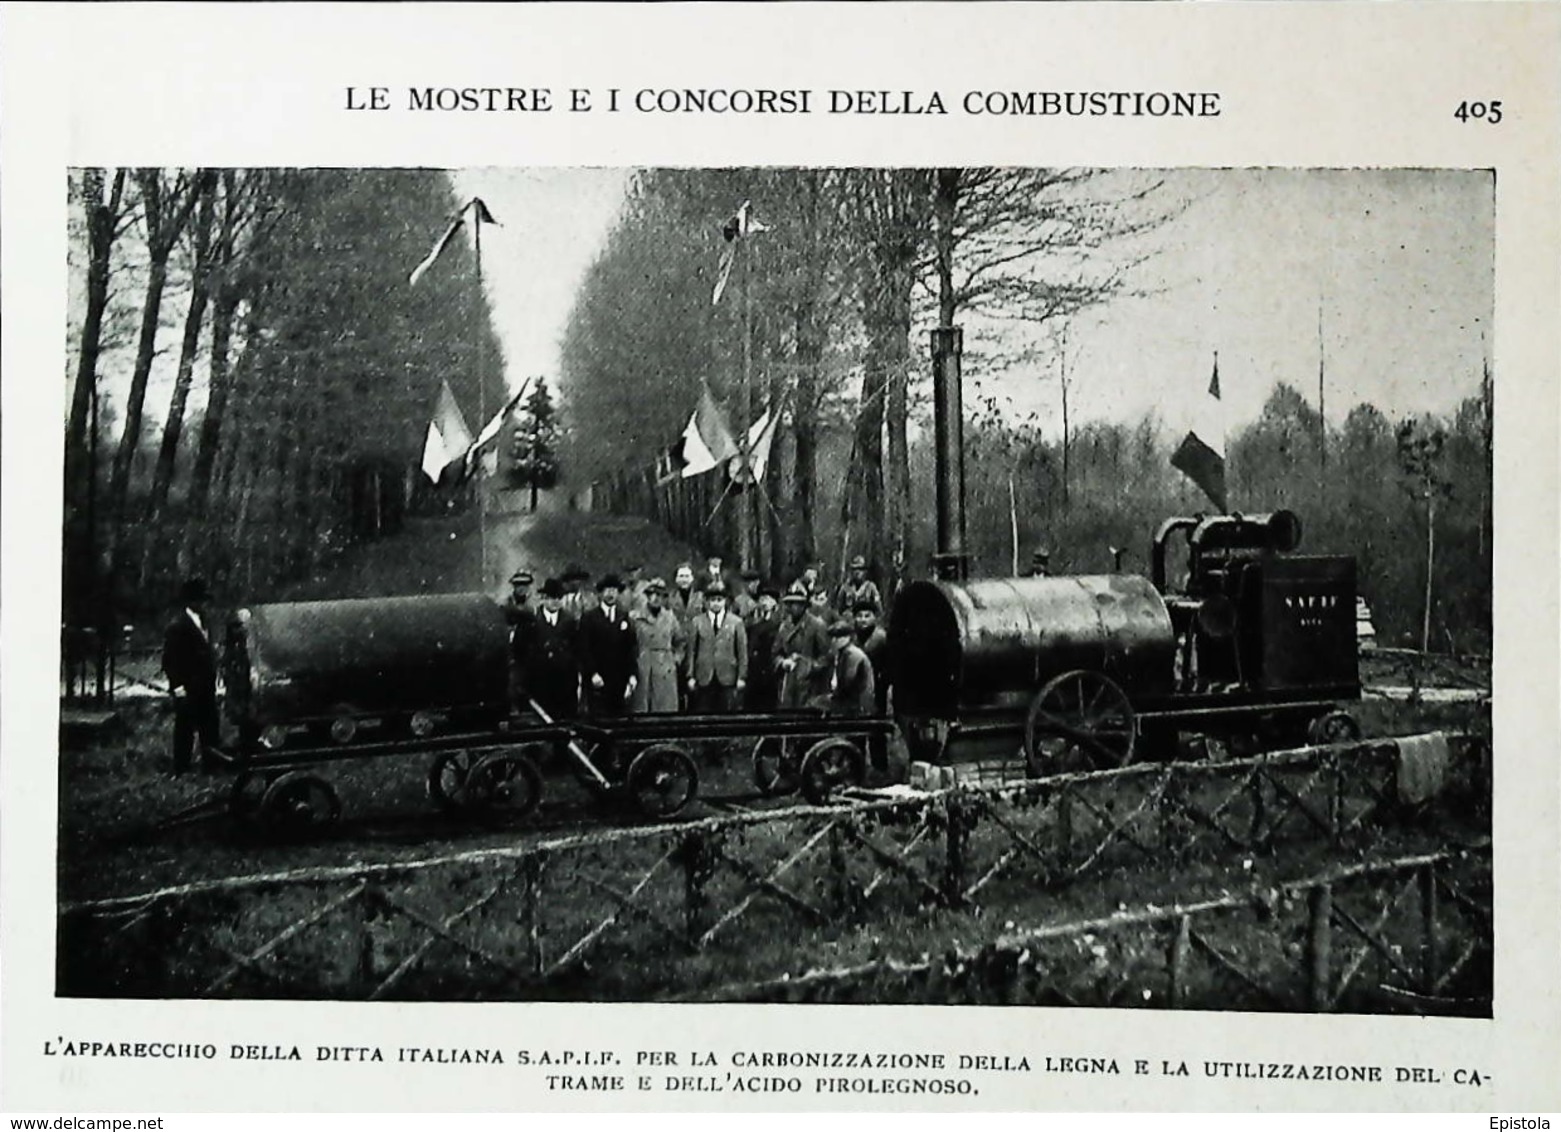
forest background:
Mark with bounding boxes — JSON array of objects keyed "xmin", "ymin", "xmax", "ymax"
[{"xmin": 62, "ymin": 166, "xmax": 1493, "ymax": 654}]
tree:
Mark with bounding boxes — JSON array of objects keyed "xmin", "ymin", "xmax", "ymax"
[
  {"xmin": 1397, "ymin": 417, "xmax": 1452, "ymax": 654},
  {"xmin": 107, "ymin": 169, "xmax": 206, "ymax": 549},
  {"xmin": 512, "ymin": 377, "xmax": 561, "ymax": 511},
  {"xmin": 147, "ymin": 170, "xmax": 220, "ymax": 524}
]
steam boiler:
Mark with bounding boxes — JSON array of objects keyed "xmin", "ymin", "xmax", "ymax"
[
  {"xmin": 890, "ymin": 327, "xmax": 1361, "ymax": 774},
  {"xmin": 222, "ymin": 593, "xmax": 510, "ymax": 750}
]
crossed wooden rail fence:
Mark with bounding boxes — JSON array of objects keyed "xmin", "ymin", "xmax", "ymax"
[
  {"xmin": 693, "ymin": 844, "xmax": 1493, "ymax": 1014},
  {"xmin": 58, "ymin": 736, "xmax": 1486, "ymax": 1001}
]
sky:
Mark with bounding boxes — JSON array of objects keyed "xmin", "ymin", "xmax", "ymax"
[
  {"xmin": 75, "ymin": 167, "xmax": 1493, "ymax": 447},
  {"xmin": 447, "ymin": 167, "xmax": 1493, "ymax": 445}
]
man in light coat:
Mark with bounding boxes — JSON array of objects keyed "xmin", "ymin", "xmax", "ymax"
[
  {"xmin": 630, "ymin": 579, "xmax": 684, "ymax": 714},
  {"xmin": 686, "ymin": 581, "xmax": 747, "ymax": 713}
]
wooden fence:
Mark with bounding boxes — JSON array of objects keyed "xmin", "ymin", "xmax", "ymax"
[
  {"xmin": 58, "ymin": 737, "xmax": 1486, "ymax": 1002},
  {"xmin": 698, "ymin": 845, "xmax": 1493, "ymax": 1015}
]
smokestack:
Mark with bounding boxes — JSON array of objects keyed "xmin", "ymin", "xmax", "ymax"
[{"xmin": 930, "ymin": 326, "xmax": 969, "ymax": 581}]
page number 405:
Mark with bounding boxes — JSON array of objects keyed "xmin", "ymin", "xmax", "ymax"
[{"xmin": 1455, "ymin": 100, "xmax": 1503, "ymax": 123}]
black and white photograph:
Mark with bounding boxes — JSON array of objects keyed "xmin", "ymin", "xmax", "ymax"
[
  {"xmin": 6, "ymin": 2, "xmax": 1560, "ymax": 1118},
  {"xmin": 56, "ymin": 164, "xmax": 1494, "ymax": 1012}
]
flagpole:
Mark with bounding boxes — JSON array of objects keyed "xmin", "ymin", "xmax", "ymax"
[
  {"xmin": 473, "ymin": 202, "xmax": 489, "ymax": 589},
  {"xmin": 737, "ymin": 225, "xmax": 754, "ymax": 571}
]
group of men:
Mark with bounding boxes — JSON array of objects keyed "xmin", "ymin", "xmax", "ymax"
[{"xmin": 502, "ymin": 554, "xmax": 891, "ymax": 729}]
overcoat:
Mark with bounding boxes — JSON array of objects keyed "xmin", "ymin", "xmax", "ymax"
[
  {"xmin": 773, "ymin": 612, "xmax": 831, "ymax": 708},
  {"xmin": 630, "ymin": 607, "xmax": 685, "ymax": 713}
]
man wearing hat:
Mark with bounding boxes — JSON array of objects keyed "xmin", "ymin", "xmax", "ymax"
[
  {"xmin": 630, "ymin": 578, "xmax": 684, "ymax": 714},
  {"xmin": 834, "ymin": 555, "xmax": 882, "ymax": 618},
  {"xmin": 744, "ymin": 584, "xmax": 782, "ymax": 711},
  {"xmin": 687, "ymin": 580, "xmax": 747, "ymax": 713},
  {"xmin": 524, "ymin": 578, "xmax": 581, "ymax": 721},
  {"xmin": 824, "ymin": 618, "xmax": 875, "ymax": 717},
  {"xmin": 732, "ymin": 568, "xmax": 762, "ymax": 621},
  {"xmin": 774, "ymin": 582, "xmax": 831, "ymax": 709},
  {"xmin": 622, "ymin": 563, "xmax": 649, "ymax": 617},
  {"xmin": 703, "ymin": 554, "xmax": 728, "ymax": 595},
  {"xmin": 1026, "ymin": 548, "xmax": 1051, "ymax": 578},
  {"xmin": 579, "ymin": 574, "xmax": 638, "ymax": 718},
  {"xmin": 503, "ymin": 569, "xmax": 537, "ymax": 710},
  {"xmin": 560, "ymin": 563, "xmax": 597, "ymax": 619},
  {"xmin": 161, "ymin": 577, "xmax": 222, "ymax": 774}
]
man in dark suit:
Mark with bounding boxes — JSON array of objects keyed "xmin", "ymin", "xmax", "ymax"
[
  {"xmin": 504, "ymin": 569, "xmax": 537, "ymax": 712},
  {"xmin": 744, "ymin": 584, "xmax": 782, "ymax": 711},
  {"xmin": 579, "ymin": 574, "xmax": 638, "ymax": 718},
  {"xmin": 525, "ymin": 578, "xmax": 581, "ymax": 722},
  {"xmin": 162, "ymin": 577, "xmax": 222, "ymax": 774},
  {"xmin": 686, "ymin": 581, "xmax": 747, "ymax": 713}
]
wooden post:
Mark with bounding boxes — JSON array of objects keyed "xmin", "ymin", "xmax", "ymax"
[
  {"xmin": 1329, "ymin": 751, "xmax": 1344, "ymax": 844},
  {"xmin": 1306, "ymin": 883, "xmax": 1333, "ymax": 1011},
  {"xmin": 942, "ymin": 794, "xmax": 968, "ymax": 908},
  {"xmin": 1248, "ymin": 769, "xmax": 1266, "ymax": 848},
  {"xmin": 1419, "ymin": 862, "xmax": 1438, "ymax": 995},
  {"xmin": 520, "ymin": 853, "xmax": 545, "ymax": 978},
  {"xmin": 1168, "ymin": 914, "xmax": 1191, "ymax": 1009},
  {"xmin": 1160, "ymin": 768, "xmax": 1184, "ymax": 862},
  {"xmin": 355, "ymin": 889, "xmax": 379, "ymax": 995},
  {"xmin": 683, "ymin": 830, "xmax": 714, "ymax": 949},
  {"xmin": 1056, "ymin": 785, "xmax": 1074, "ymax": 872},
  {"xmin": 828, "ymin": 820, "xmax": 851, "ymax": 919}
]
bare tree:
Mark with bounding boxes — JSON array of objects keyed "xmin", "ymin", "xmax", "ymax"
[
  {"xmin": 106, "ymin": 169, "xmax": 206, "ymax": 544},
  {"xmin": 147, "ymin": 169, "xmax": 219, "ymax": 522}
]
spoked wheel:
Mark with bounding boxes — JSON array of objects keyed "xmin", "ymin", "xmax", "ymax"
[
  {"xmin": 752, "ymin": 736, "xmax": 799, "ymax": 797},
  {"xmin": 1308, "ymin": 710, "xmax": 1361, "ymax": 745},
  {"xmin": 258, "ymin": 772, "xmax": 342, "ymax": 836},
  {"xmin": 799, "ymin": 737, "xmax": 866, "ymax": 805},
  {"xmin": 464, "ymin": 751, "xmax": 544, "ymax": 820},
  {"xmin": 1024, "ymin": 669, "xmax": 1136, "ymax": 777},
  {"xmin": 626, "ymin": 743, "xmax": 699, "ymax": 819},
  {"xmin": 427, "ymin": 749, "xmax": 482, "ymax": 811}
]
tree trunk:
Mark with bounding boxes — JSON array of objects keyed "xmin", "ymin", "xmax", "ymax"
[
  {"xmin": 148, "ymin": 177, "xmax": 218, "ymax": 522},
  {"xmin": 66, "ymin": 169, "xmax": 126, "ymax": 505},
  {"xmin": 108, "ymin": 171, "xmax": 202, "ymax": 563},
  {"xmin": 187, "ymin": 288, "xmax": 240, "ymax": 516}
]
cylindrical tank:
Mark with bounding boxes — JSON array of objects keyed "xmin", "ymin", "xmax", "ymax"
[
  {"xmin": 888, "ymin": 574, "xmax": 1177, "ymax": 719},
  {"xmin": 224, "ymin": 593, "xmax": 510, "ymax": 730}
]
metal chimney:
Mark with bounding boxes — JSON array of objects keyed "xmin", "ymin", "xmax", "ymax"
[{"xmin": 930, "ymin": 326, "xmax": 969, "ymax": 581}]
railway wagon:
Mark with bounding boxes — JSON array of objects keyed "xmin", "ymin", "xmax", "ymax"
[
  {"xmin": 222, "ymin": 593, "xmax": 511, "ymax": 751},
  {"xmin": 890, "ymin": 509, "xmax": 1362, "ymax": 774}
]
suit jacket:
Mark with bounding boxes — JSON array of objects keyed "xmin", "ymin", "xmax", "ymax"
[
  {"xmin": 162, "ymin": 610, "xmax": 217, "ymax": 698},
  {"xmin": 688, "ymin": 610, "xmax": 747, "ymax": 688},
  {"xmin": 526, "ymin": 610, "xmax": 580, "ymax": 685},
  {"xmin": 830, "ymin": 642, "xmax": 876, "ymax": 716},
  {"xmin": 579, "ymin": 602, "xmax": 637, "ymax": 684}
]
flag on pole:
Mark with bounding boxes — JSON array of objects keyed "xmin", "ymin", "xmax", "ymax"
[
  {"xmin": 729, "ymin": 402, "xmax": 781, "ymax": 485},
  {"xmin": 711, "ymin": 199, "xmax": 769, "ymax": 305},
  {"xmin": 663, "ymin": 384, "xmax": 739, "ymax": 480},
  {"xmin": 1170, "ymin": 353, "xmax": 1227, "ymax": 511},
  {"xmin": 409, "ymin": 197, "xmax": 500, "ymax": 286},
  {"xmin": 420, "ymin": 379, "xmax": 475, "ymax": 483},
  {"xmin": 460, "ymin": 380, "xmax": 531, "ymax": 478}
]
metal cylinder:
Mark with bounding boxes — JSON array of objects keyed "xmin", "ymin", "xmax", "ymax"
[
  {"xmin": 224, "ymin": 593, "xmax": 510, "ymax": 730},
  {"xmin": 888, "ymin": 574, "xmax": 1177, "ymax": 718},
  {"xmin": 930, "ymin": 326, "xmax": 968, "ymax": 581}
]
